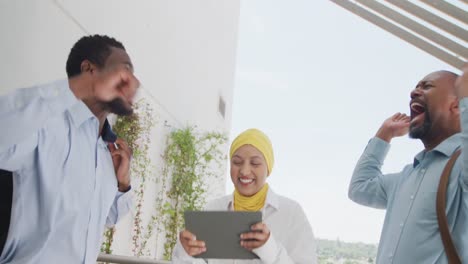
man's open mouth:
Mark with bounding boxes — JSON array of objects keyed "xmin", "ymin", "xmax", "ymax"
[{"xmin": 410, "ymin": 101, "xmax": 425, "ymax": 118}]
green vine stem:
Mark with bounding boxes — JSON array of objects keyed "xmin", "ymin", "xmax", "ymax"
[
  {"xmin": 100, "ymin": 99, "xmax": 156, "ymax": 256},
  {"xmin": 159, "ymin": 127, "xmax": 227, "ymax": 260}
]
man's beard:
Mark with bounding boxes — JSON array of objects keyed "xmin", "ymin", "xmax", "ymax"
[
  {"xmin": 409, "ymin": 108, "xmax": 431, "ymax": 139},
  {"xmin": 104, "ymin": 98, "xmax": 133, "ymax": 116}
]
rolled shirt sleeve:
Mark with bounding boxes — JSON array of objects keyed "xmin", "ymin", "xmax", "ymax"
[
  {"xmin": 106, "ymin": 189, "xmax": 134, "ymax": 227},
  {"xmin": 348, "ymin": 137, "xmax": 391, "ymax": 209}
]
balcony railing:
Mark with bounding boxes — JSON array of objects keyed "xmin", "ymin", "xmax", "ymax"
[{"xmin": 97, "ymin": 253, "xmax": 171, "ymax": 264}]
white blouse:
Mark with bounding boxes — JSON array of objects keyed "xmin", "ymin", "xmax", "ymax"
[{"xmin": 171, "ymin": 188, "xmax": 317, "ymax": 264}]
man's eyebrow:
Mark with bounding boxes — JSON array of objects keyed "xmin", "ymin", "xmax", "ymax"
[
  {"xmin": 416, "ymin": 81, "xmax": 428, "ymax": 88},
  {"xmin": 124, "ymin": 61, "xmax": 134, "ymax": 71}
]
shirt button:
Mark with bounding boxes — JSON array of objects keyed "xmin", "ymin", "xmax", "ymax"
[
  {"xmin": 421, "ymin": 168, "xmax": 426, "ymax": 174},
  {"xmin": 400, "ymin": 222, "xmax": 404, "ymax": 228},
  {"xmin": 410, "ymin": 195, "xmax": 414, "ymax": 199}
]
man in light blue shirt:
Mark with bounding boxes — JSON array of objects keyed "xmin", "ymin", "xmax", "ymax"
[
  {"xmin": 0, "ymin": 35, "xmax": 139, "ymax": 263},
  {"xmin": 349, "ymin": 70, "xmax": 468, "ymax": 263}
]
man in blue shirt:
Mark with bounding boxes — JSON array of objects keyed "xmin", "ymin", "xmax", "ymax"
[
  {"xmin": 349, "ymin": 69, "xmax": 468, "ymax": 263},
  {"xmin": 0, "ymin": 35, "xmax": 139, "ymax": 263}
]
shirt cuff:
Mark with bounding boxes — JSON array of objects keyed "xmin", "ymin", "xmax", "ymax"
[
  {"xmin": 365, "ymin": 137, "xmax": 391, "ymax": 161},
  {"xmin": 116, "ymin": 188, "xmax": 133, "ymax": 217},
  {"xmin": 252, "ymin": 233, "xmax": 279, "ymax": 264},
  {"xmin": 460, "ymin": 98, "xmax": 468, "ymax": 124}
]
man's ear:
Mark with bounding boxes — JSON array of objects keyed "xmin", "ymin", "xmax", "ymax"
[
  {"xmin": 80, "ymin": 60, "xmax": 96, "ymax": 74},
  {"xmin": 450, "ymin": 96, "xmax": 460, "ymax": 115}
]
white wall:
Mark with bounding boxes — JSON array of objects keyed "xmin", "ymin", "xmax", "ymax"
[{"xmin": 0, "ymin": 0, "xmax": 240, "ymax": 259}]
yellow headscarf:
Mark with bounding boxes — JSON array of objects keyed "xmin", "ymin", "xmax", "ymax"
[
  {"xmin": 230, "ymin": 128, "xmax": 274, "ymax": 211},
  {"xmin": 229, "ymin": 128, "xmax": 274, "ymax": 175}
]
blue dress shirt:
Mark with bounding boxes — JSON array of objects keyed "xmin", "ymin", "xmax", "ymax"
[
  {"xmin": 0, "ymin": 80, "xmax": 132, "ymax": 264},
  {"xmin": 349, "ymin": 99, "xmax": 468, "ymax": 264}
]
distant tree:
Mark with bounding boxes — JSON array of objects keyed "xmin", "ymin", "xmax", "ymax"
[{"xmin": 316, "ymin": 238, "xmax": 378, "ymax": 264}]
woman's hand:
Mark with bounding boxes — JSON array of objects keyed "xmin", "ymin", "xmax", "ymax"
[
  {"xmin": 180, "ymin": 230, "xmax": 206, "ymax": 256},
  {"xmin": 240, "ymin": 222, "xmax": 271, "ymax": 251}
]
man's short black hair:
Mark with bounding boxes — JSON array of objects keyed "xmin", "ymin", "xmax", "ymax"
[{"xmin": 66, "ymin": 34, "xmax": 125, "ymax": 78}]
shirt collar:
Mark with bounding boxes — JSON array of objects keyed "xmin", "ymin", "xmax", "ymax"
[
  {"xmin": 224, "ymin": 186, "xmax": 280, "ymax": 211},
  {"xmin": 413, "ymin": 133, "xmax": 461, "ymax": 167},
  {"xmin": 68, "ymin": 101, "xmax": 117, "ymax": 143}
]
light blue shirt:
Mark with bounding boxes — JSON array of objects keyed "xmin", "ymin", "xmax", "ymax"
[
  {"xmin": 349, "ymin": 99, "xmax": 468, "ymax": 264},
  {"xmin": 0, "ymin": 80, "xmax": 132, "ymax": 264}
]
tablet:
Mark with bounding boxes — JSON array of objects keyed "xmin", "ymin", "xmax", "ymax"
[{"xmin": 184, "ymin": 211, "xmax": 262, "ymax": 259}]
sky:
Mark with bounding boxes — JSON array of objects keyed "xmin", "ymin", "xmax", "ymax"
[{"xmin": 226, "ymin": 0, "xmax": 463, "ymax": 244}]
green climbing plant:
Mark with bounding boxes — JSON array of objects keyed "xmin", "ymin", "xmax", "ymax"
[
  {"xmin": 158, "ymin": 126, "xmax": 227, "ymax": 260},
  {"xmin": 99, "ymin": 103, "xmax": 227, "ymax": 259},
  {"xmin": 100, "ymin": 99, "xmax": 156, "ymax": 256},
  {"xmin": 100, "ymin": 227, "xmax": 115, "ymax": 254}
]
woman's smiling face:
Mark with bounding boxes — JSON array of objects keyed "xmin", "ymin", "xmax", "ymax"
[{"xmin": 230, "ymin": 144, "xmax": 268, "ymax": 197}]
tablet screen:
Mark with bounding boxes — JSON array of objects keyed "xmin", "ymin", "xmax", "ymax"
[{"xmin": 184, "ymin": 211, "xmax": 262, "ymax": 259}]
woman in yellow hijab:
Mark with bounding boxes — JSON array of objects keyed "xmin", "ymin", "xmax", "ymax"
[{"xmin": 173, "ymin": 128, "xmax": 317, "ymax": 263}]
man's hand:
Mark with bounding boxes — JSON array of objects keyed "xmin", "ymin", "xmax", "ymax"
[
  {"xmin": 456, "ymin": 63, "xmax": 468, "ymax": 99},
  {"xmin": 240, "ymin": 222, "xmax": 271, "ymax": 251},
  {"xmin": 70, "ymin": 64, "xmax": 139, "ymax": 105},
  {"xmin": 108, "ymin": 138, "xmax": 132, "ymax": 192},
  {"xmin": 375, "ymin": 113, "xmax": 410, "ymax": 143},
  {"xmin": 93, "ymin": 64, "xmax": 139, "ymax": 104},
  {"xmin": 179, "ymin": 230, "xmax": 206, "ymax": 256}
]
